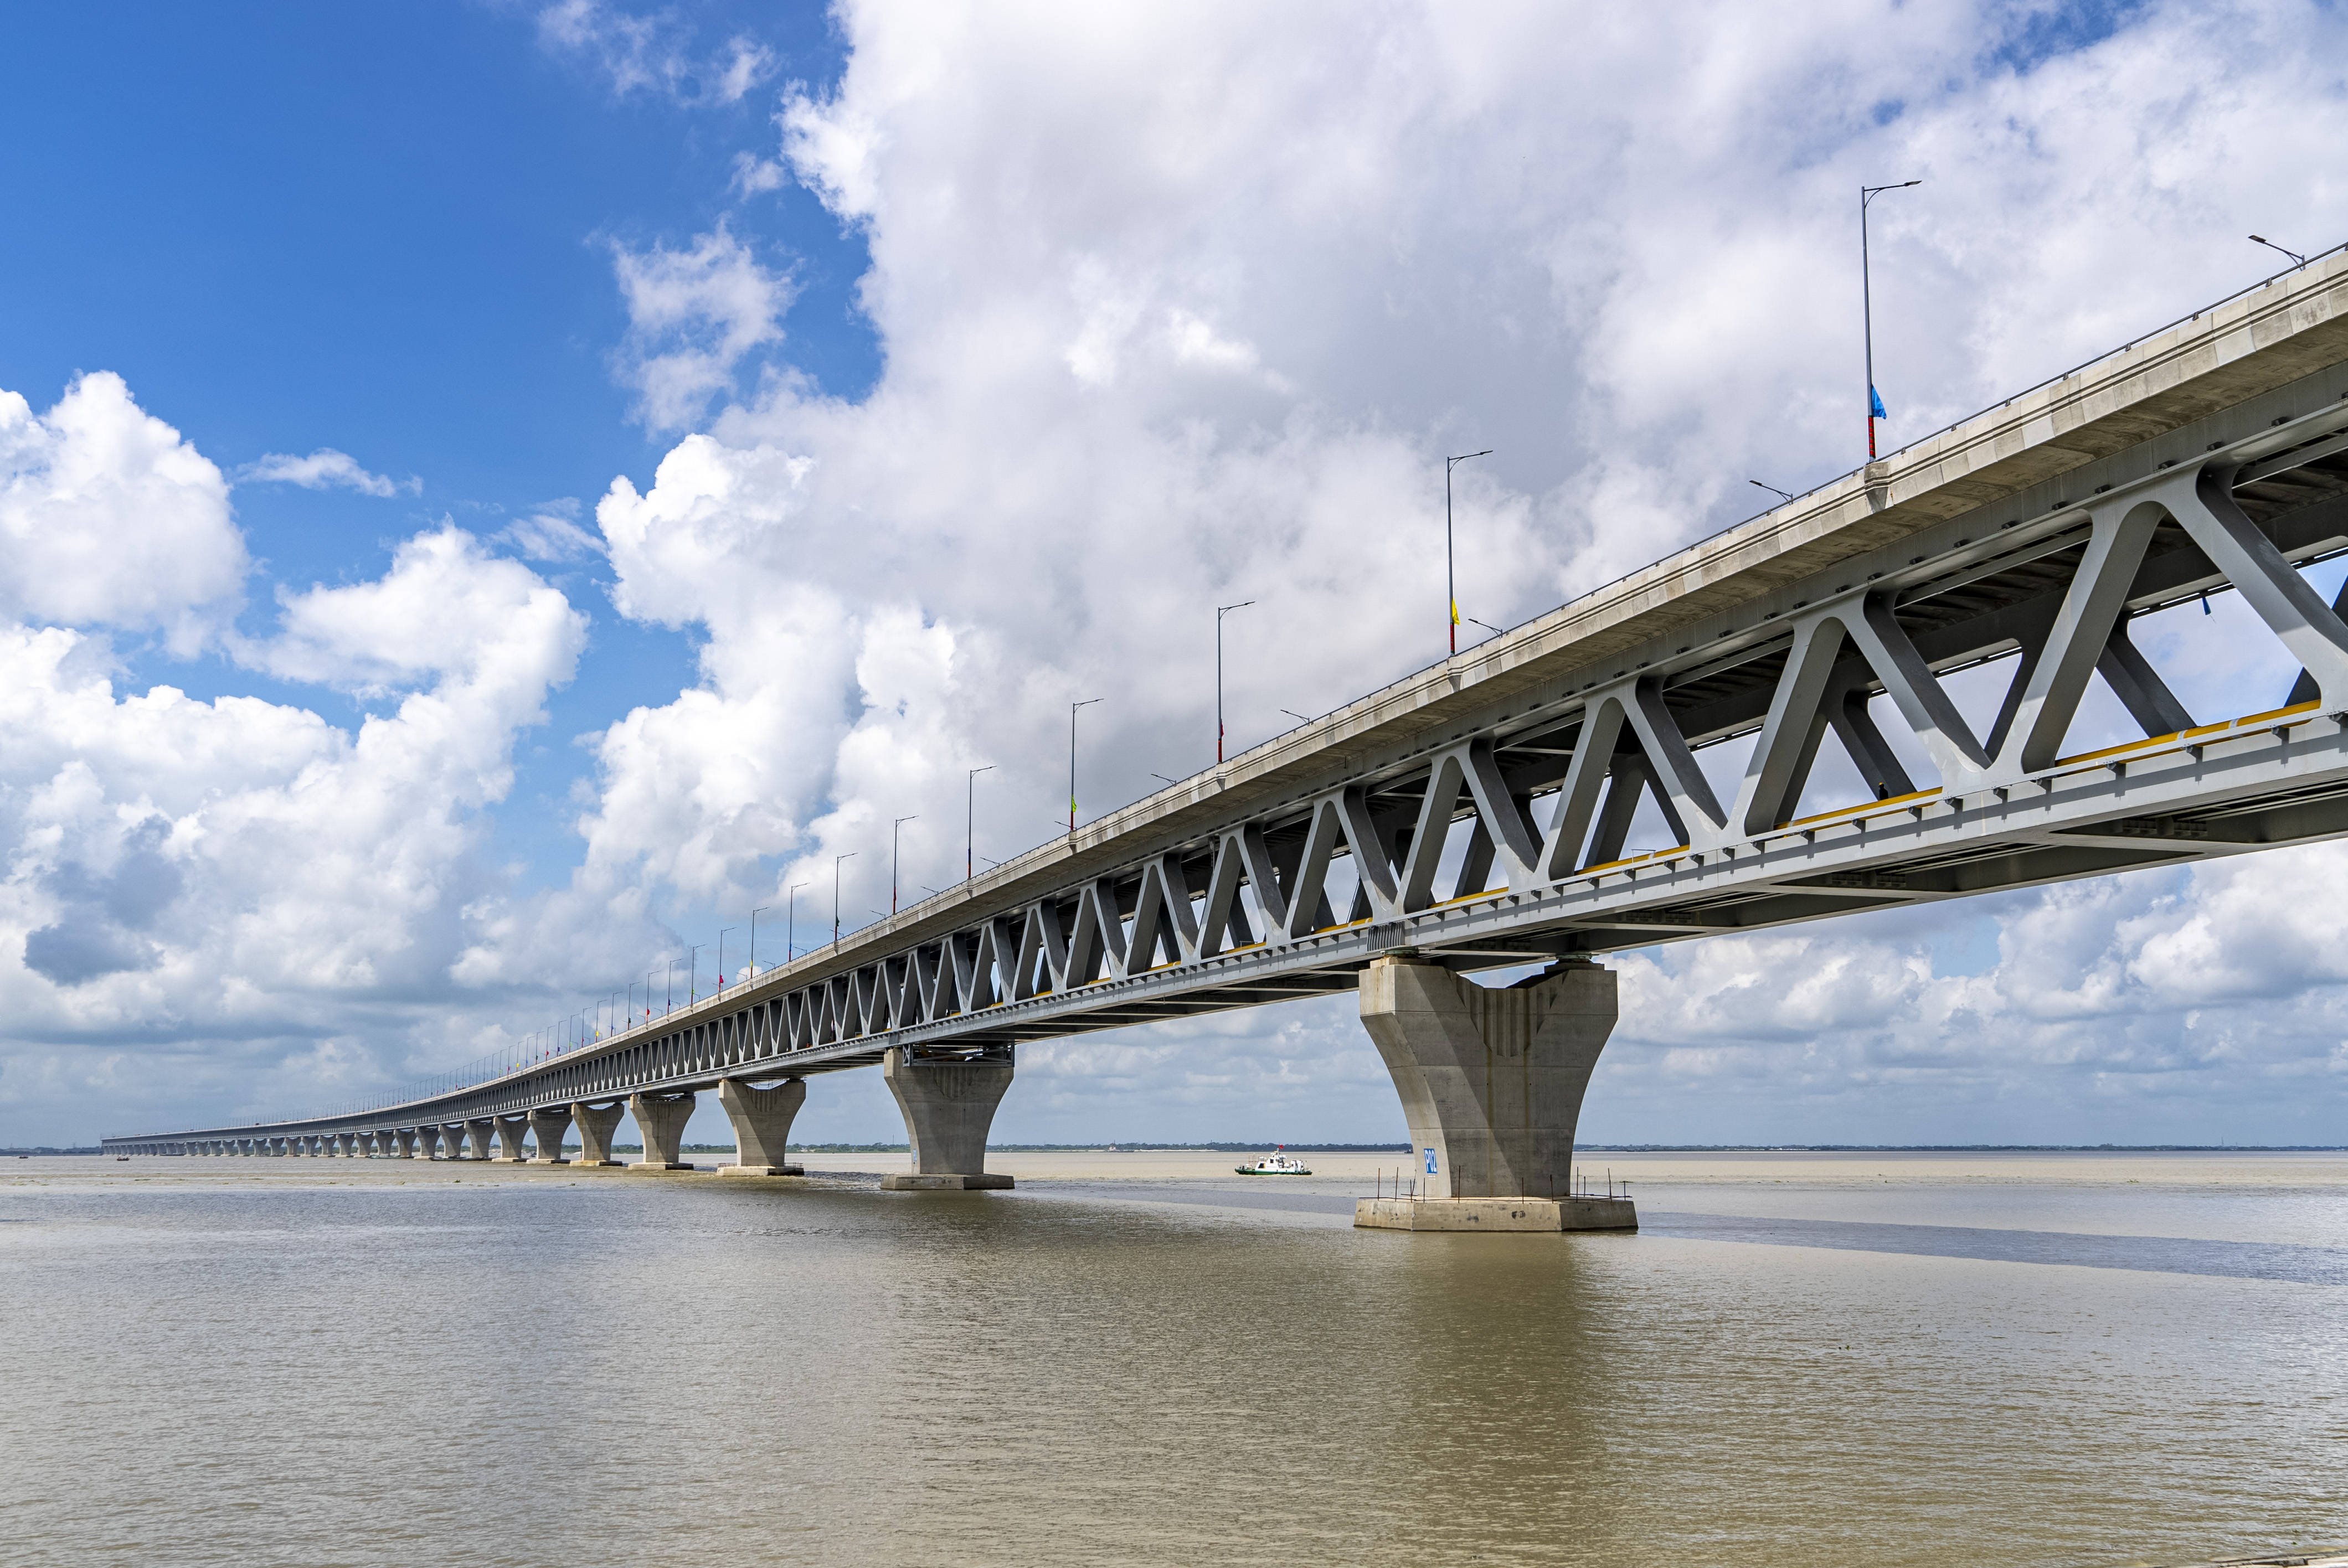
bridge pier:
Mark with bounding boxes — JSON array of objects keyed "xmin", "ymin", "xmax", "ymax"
[
  {"xmin": 525, "ymin": 1107, "xmax": 571, "ymax": 1164},
  {"xmin": 1352, "ymin": 955, "xmax": 1636, "ymax": 1234},
  {"xmin": 394, "ymin": 1128, "xmax": 416, "ymax": 1159},
  {"xmin": 415, "ymin": 1125, "xmax": 442, "ymax": 1159},
  {"xmin": 879, "ymin": 1048, "xmax": 1014, "ymax": 1190},
  {"xmin": 464, "ymin": 1120, "xmax": 495, "ymax": 1160},
  {"xmin": 571, "ymin": 1101, "xmax": 625, "ymax": 1166},
  {"xmin": 627, "ymin": 1092, "xmax": 695, "ymax": 1170},
  {"xmin": 715, "ymin": 1077, "xmax": 805, "ymax": 1175},
  {"xmin": 491, "ymin": 1116, "xmax": 531, "ymax": 1162}
]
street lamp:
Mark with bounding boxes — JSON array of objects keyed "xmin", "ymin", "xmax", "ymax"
[
  {"xmin": 1216, "ymin": 601, "xmax": 1253, "ymax": 763},
  {"xmin": 748, "ymin": 906, "xmax": 769, "ymax": 981},
  {"xmin": 1861, "ymin": 179, "xmax": 1921, "ymax": 460},
  {"xmin": 1749, "ymin": 478, "xmax": 1795, "ymax": 501},
  {"xmin": 786, "ymin": 882, "xmax": 809, "ymax": 960},
  {"xmin": 2249, "ymin": 234, "xmax": 2308, "ymax": 267},
  {"xmin": 1069, "ymin": 698, "xmax": 1103, "ymax": 837},
  {"xmin": 892, "ymin": 817, "xmax": 917, "ymax": 913},
  {"xmin": 1445, "ymin": 450, "xmax": 1491, "ymax": 656},
  {"xmin": 833, "ymin": 853, "xmax": 857, "ymax": 947},
  {"xmin": 686, "ymin": 943, "xmax": 702, "ymax": 1004},
  {"xmin": 966, "ymin": 766, "xmax": 993, "ymax": 883},
  {"xmin": 715, "ymin": 927, "xmax": 735, "ymax": 991}
]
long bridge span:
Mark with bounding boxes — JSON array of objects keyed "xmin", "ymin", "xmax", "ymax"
[{"xmin": 112, "ymin": 251, "xmax": 2348, "ymax": 1229}]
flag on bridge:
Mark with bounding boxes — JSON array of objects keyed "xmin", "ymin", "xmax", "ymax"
[{"xmin": 1870, "ymin": 385, "xmax": 1887, "ymax": 420}]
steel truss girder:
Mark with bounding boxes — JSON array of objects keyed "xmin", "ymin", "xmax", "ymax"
[{"xmin": 111, "ymin": 337, "xmax": 2348, "ymax": 1151}]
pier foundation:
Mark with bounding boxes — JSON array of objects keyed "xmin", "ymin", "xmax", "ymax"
[
  {"xmin": 571, "ymin": 1101, "xmax": 625, "ymax": 1167},
  {"xmin": 1353, "ymin": 955, "xmax": 1635, "ymax": 1234},
  {"xmin": 879, "ymin": 1047, "xmax": 1013, "ymax": 1190},
  {"xmin": 715, "ymin": 1077, "xmax": 805, "ymax": 1175},
  {"xmin": 627, "ymin": 1092, "xmax": 696, "ymax": 1170}
]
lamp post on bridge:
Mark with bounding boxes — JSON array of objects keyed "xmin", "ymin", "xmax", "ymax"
[
  {"xmin": 1069, "ymin": 698, "xmax": 1103, "ymax": 838},
  {"xmin": 1217, "ymin": 601, "xmax": 1253, "ymax": 764},
  {"xmin": 2249, "ymin": 234, "xmax": 2308, "ymax": 267},
  {"xmin": 787, "ymin": 881, "xmax": 809, "ymax": 961},
  {"xmin": 892, "ymin": 817, "xmax": 916, "ymax": 914},
  {"xmin": 966, "ymin": 766, "xmax": 992, "ymax": 883},
  {"xmin": 1445, "ymin": 451, "xmax": 1491, "ymax": 657},
  {"xmin": 749, "ymin": 906, "xmax": 768, "ymax": 981},
  {"xmin": 716, "ymin": 928, "xmax": 735, "ymax": 993},
  {"xmin": 833, "ymin": 853, "xmax": 857, "ymax": 948},
  {"xmin": 686, "ymin": 944, "xmax": 702, "ymax": 1005},
  {"xmin": 1861, "ymin": 179, "xmax": 1920, "ymax": 460}
]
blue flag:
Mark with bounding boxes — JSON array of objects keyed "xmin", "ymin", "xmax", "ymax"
[{"xmin": 1870, "ymin": 385, "xmax": 1887, "ymax": 420}]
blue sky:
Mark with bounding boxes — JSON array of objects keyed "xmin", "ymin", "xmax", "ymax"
[
  {"xmin": 4, "ymin": 0, "xmax": 2347, "ymax": 1148},
  {"xmin": 1, "ymin": 1, "xmax": 871, "ymax": 888}
]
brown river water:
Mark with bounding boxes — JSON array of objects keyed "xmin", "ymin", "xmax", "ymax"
[{"xmin": 3, "ymin": 1149, "xmax": 2342, "ymax": 1567}]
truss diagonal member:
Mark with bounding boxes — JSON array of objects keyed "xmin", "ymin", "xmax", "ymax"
[
  {"xmin": 1333, "ymin": 786, "xmax": 1403, "ymax": 918},
  {"xmin": 1400, "ymin": 741, "xmax": 1541, "ymax": 911},
  {"xmin": 975, "ymin": 916, "xmax": 1019, "ymax": 1008},
  {"xmin": 1996, "ymin": 499, "xmax": 2165, "ymax": 774},
  {"xmin": 2098, "ymin": 610, "xmax": 2196, "ymax": 737},
  {"xmin": 2283, "ymin": 569, "xmax": 2348, "ymax": 708},
  {"xmin": 1618, "ymin": 677, "xmax": 1727, "ymax": 847},
  {"xmin": 1733, "ymin": 612, "xmax": 1848, "ymax": 835},
  {"xmin": 1127, "ymin": 855, "xmax": 1199, "ymax": 969},
  {"xmin": 1280, "ymin": 786, "xmax": 1397, "ymax": 939},
  {"xmin": 1015, "ymin": 901, "xmax": 1067, "ymax": 998},
  {"xmin": 1066, "ymin": 878, "xmax": 1127, "ymax": 987},
  {"xmin": 1195, "ymin": 830, "xmax": 1259, "ymax": 957},
  {"xmin": 1582, "ymin": 750, "xmax": 1648, "ymax": 868},
  {"xmin": 2159, "ymin": 465, "xmax": 2348, "ymax": 706},
  {"xmin": 1539, "ymin": 694, "xmax": 1629, "ymax": 879},
  {"xmin": 1841, "ymin": 592, "xmax": 1994, "ymax": 788},
  {"xmin": 1829, "ymin": 663, "xmax": 1916, "ymax": 802}
]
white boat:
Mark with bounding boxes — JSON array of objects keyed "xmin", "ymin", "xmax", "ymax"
[{"xmin": 1234, "ymin": 1148, "xmax": 1311, "ymax": 1175}]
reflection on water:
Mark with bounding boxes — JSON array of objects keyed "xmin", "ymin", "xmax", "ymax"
[{"xmin": 3, "ymin": 1159, "xmax": 2342, "ymax": 1567}]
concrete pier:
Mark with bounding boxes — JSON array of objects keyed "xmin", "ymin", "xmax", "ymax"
[
  {"xmin": 1352, "ymin": 955, "xmax": 1635, "ymax": 1234},
  {"xmin": 715, "ymin": 1077, "xmax": 805, "ymax": 1175},
  {"xmin": 571, "ymin": 1101, "xmax": 625, "ymax": 1167},
  {"xmin": 525, "ymin": 1106, "xmax": 571, "ymax": 1164},
  {"xmin": 464, "ymin": 1120, "xmax": 495, "ymax": 1160},
  {"xmin": 627, "ymin": 1091, "xmax": 695, "ymax": 1170},
  {"xmin": 394, "ymin": 1128, "xmax": 416, "ymax": 1159},
  {"xmin": 491, "ymin": 1116, "xmax": 530, "ymax": 1163},
  {"xmin": 415, "ymin": 1125, "xmax": 442, "ymax": 1159},
  {"xmin": 879, "ymin": 1047, "xmax": 1013, "ymax": 1190}
]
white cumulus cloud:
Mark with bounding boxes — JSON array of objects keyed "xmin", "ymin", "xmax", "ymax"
[
  {"xmin": 0, "ymin": 372, "xmax": 246, "ymax": 655},
  {"xmin": 237, "ymin": 448, "xmax": 415, "ymax": 498},
  {"xmin": 608, "ymin": 222, "xmax": 795, "ymax": 431}
]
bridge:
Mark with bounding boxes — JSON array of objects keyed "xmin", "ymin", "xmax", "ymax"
[{"xmin": 112, "ymin": 250, "xmax": 2348, "ymax": 1230}]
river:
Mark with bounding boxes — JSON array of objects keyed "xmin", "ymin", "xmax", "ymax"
[{"xmin": 3, "ymin": 1148, "xmax": 2341, "ymax": 1566}]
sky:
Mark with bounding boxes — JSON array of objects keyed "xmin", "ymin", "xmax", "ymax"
[{"xmin": 4, "ymin": 0, "xmax": 2347, "ymax": 1149}]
